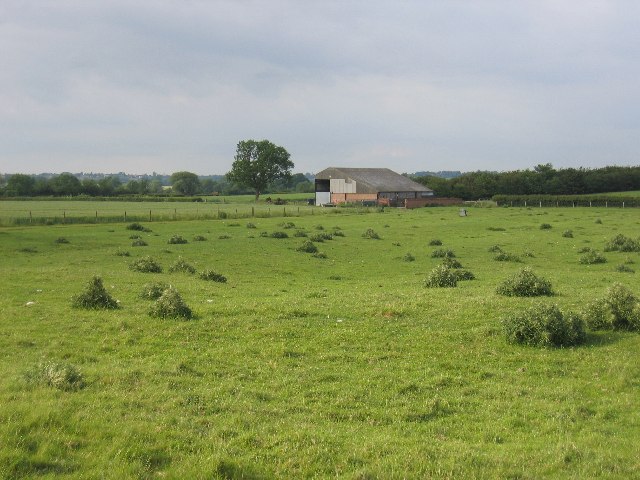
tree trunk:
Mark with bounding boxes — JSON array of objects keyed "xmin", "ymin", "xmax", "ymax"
[{"xmin": 254, "ymin": 190, "xmax": 260, "ymax": 202}]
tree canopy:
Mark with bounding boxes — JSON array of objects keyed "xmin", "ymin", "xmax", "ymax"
[
  {"xmin": 226, "ymin": 140, "xmax": 294, "ymax": 201},
  {"xmin": 170, "ymin": 171, "xmax": 201, "ymax": 196}
]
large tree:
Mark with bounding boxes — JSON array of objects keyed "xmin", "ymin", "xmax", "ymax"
[
  {"xmin": 170, "ymin": 171, "xmax": 201, "ymax": 196},
  {"xmin": 226, "ymin": 139, "xmax": 293, "ymax": 201}
]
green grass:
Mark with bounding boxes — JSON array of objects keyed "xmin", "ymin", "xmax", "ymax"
[{"xmin": 1, "ymin": 206, "xmax": 639, "ymax": 478}]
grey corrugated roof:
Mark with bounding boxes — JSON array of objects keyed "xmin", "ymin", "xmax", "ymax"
[{"xmin": 315, "ymin": 167, "xmax": 432, "ymax": 194}]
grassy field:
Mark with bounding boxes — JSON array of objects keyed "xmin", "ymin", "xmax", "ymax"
[{"xmin": 1, "ymin": 206, "xmax": 639, "ymax": 478}]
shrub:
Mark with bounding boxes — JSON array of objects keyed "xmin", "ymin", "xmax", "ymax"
[
  {"xmin": 169, "ymin": 257, "xmax": 196, "ymax": 274},
  {"xmin": 149, "ymin": 287, "xmax": 193, "ymax": 319},
  {"xmin": 259, "ymin": 231, "xmax": 269, "ymax": 237},
  {"xmin": 199, "ymin": 270, "xmax": 227, "ymax": 283},
  {"xmin": 605, "ymin": 283, "xmax": 640, "ymax": 331},
  {"xmin": 246, "ymin": 222, "xmax": 257, "ymax": 229},
  {"xmin": 72, "ymin": 276, "xmax": 119, "ymax": 309},
  {"xmin": 296, "ymin": 240, "xmax": 318, "ymax": 253},
  {"xmin": 616, "ymin": 264, "xmax": 635, "ymax": 273},
  {"xmin": 26, "ymin": 361, "xmax": 85, "ymax": 391},
  {"xmin": 310, "ymin": 233, "xmax": 332, "ymax": 242},
  {"xmin": 425, "ymin": 264, "xmax": 457, "ymax": 288},
  {"xmin": 129, "ymin": 234, "xmax": 141, "ymax": 239},
  {"xmin": 487, "ymin": 226, "xmax": 506, "ymax": 231},
  {"xmin": 442, "ymin": 257, "xmax": 463, "ymax": 269},
  {"xmin": 502, "ymin": 304, "xmax": 586, "ymax": 347},
  {"xmin": 496, "ymin": 267, "xmax": 553, "ymax": 297},
  {"xmin": 130, "ymin": 256, "xmax": 162, "ymax": 273},
  {"xmin": 428, "ymin": 239, "xmax": 442, "ymax": 246},
  {"xmin": 581, "ymin": 298, "xmax": 613, "ymax": 331},
  {"xmin": 595, "ymin": 218, "xmax": 602, "ymax": 224},
  {"xmin": 604, "ymin": 234, "xmax": 640, "ymax": 252},
  {"xmin": 126, "ymin": 222, "xmax": 145, "ymax": 231},
  {"xmin": 562, "ymin": 230, "xmax": 574, "ymax": 238},
  {"xmin": 577, "ymin": 246, "xmax": 592, "ymax": 253},
  {"xmin": 140, "ymin": 282, "xmax": 170, "ymax": 300},
  {"xmin": 403, "ymin": 252, "xmax": 415, "ymax": 262},
  {"xmin": 314, "ymin": 225, "xmax": 325, "ymax": 230},
  {"xmin": 193, "ymin": 235, "xmax": 207, "ymax": 241},
  {"xmin": 131, "ymin": 239, "xmax": 148, "ymax": 247},
  {"xmin": 494, "ymin": 252, "xmax": 521, "ymax": 262},
  {"xmin": 453, "ymin": 269, "xmax": 476, "ymax": 281},
  {"xmin": 431, "ymin": 248, "xmax": 455, "ymax": 258},
  {"xmin": 294, "ymin": 230, "xmax": 308, "ymax": 237},
  {"xmin": 488, "ymin": 245, "xmax": 503, "ymax": 253},
  {"xmin": 332, "ymin": 230, "xmax": 345, "ymax": 237},
  {"xmin": 313, "ymin": 252, "xmax": 328, "ymax": 259},
  {"xmin": 218, "ymin": 234, "xmax": 231, "ymax": 239},
  {"xmin": 54, "ymin": 237, "xmax": 69, "ymax": 244},
  {"xmin": 539, "ymin": 223, "xmax": 552, "ymax": 230},
  {"xmin": 362, "ymin": 228, "xmax": 380, "ymax": 239},
  {"xmin": 279, "ymin": 221, "xmax": 296, "ymax": 229},
  {"xmin": 270, "ymin": 231, "xmax": 288, "ymax": 239},
  {"xmin": 168, "ymin": 235, "xmax": 188, "ymax": 244},
  {"xmin": 115, "ymin": 249, "xmax": 130, "ymax": 257},
  {"xmin": 579, "ymin": 250, "xmax": 606, "ymax": 265}
]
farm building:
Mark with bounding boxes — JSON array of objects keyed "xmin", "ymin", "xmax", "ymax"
[{"xmin": 315, "ymin": 167, "xmax": 433, "ymax": 207}]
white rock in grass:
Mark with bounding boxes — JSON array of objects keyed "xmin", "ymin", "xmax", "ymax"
[{"xmin": 25, "ymin": 301, "xmax": 36, "ymax": 306}]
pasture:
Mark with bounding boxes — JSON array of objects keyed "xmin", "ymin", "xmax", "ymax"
[{"xmin": 0, "ymin": 205, "xmax": 639, "ymax": 478}]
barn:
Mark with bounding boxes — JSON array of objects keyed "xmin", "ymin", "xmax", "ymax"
[{"xmin": 314, "ymin": 167, "xmax": 433, "ymax": 207}]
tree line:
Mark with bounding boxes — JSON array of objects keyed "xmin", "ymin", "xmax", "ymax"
[{"xmin": 411, "ymin": 164, "xmax": 640, "ymax": 200}]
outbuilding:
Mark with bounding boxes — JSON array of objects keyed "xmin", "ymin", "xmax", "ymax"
[{"xmin": 314, "ymin": 167, "xmax": 433, "ymax": 207}]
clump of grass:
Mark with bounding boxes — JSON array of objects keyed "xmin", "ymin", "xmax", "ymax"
[
  {"xmin": 168, "ymin": 235, "xmax": 188, "ymax": 244},
  {"xmin": 294, "ymin": 230, "xmax": 308, "ymax": 238},
  {"xmin": 25, "ymin": 361, "xmax": 85, "ymax": 391},
  {"xmin": 329, "ymin": 275, "xmax": 342, "ymax": 280},
  {"xmin": 310, "ymin": 233, "xmax": 332, "ymax": 242},
  {"xmin": 129, "ymin": 234, "xmax": 141, "ymax": 239},
  {"xmin": 72, "ymin": 276, "xmax": 119, "ymax": 309},
  {"xmin": 19, "ymin": 247, "xmax": 38, "ymax": 253},
  {"xmin": 539, "ymin": 223, "xmax": 552, "ymax": 230},
  {"xmin": 604, "ymin": 234, "xmax": 640, "ymax": 252},
  {"xmin": 332, "ymin": 230, "xmax": 345, "ymax": 237},
  {"xmin": 115, "ymin": 248, "xmax": 130, "ymax": 257},
  {"xmin": 496, "ymin": 267, "xmax": 553, "ymax": 297},
  {"xmin": 581, "ymin": 283, "xmax": 640, "ymax": 331},
  {"xmin": 54, "ymin": 237, "xmax": 69, "ymax": 244},
  {"xmin": 362, "ymin": 228, "xmax": 380, "ymax": 239},
  {"xmin": 149, "ymin": 287, "xmax": 193, "ymax": 319},
  {"xmin": 442, "ymin": 257, "xmax": 463, "ymax": 269},
  {"xmin": 488, "ymin": 245, "xmax": 503, "ymax": 253},
  {"xmin": 522, "ymin": 250, "xmax": 535, "ymax": 258},
  {"xmin": 314, "ymin": 225, "xmax": 325, "ymax": 230},
  {"xmin": 502, "ymin": 304, "xmax": 586, "ymax": 347},
  {"xmin": 193, "ymin": 235, "xmax": 207, "ymax": 242},
  {"xmin": 494, "ymin": 252, "xmax": 521, "ymax": 262},
  {"xmin": 562, "ymin": 230, "xmax": 574, "ymax": 238},
  {"xmin": 296, "ymin": 240, "xmax": 318, "ymax": 253},
  {"xmin": 425, "ymin": 264, "xmax": 457, "ymax": 288},
  {"xmin": 279, "ymin": 221, "xmax": 296, "ymax": 229},
  {"xmin": 595, "ymin": 218, "xmax": 602, "ymax": 224},
  {"xmin": 428, "ymin": 239, "xmax": 442, "ymax": 246},
  {"xmin": 270, "ymin": 231, "xmax": 289, "ymax": 239},
  {"xmin": 169, "ymin": 257, "xmax": 196, "ymax": 274},
  {"xmin": 453, "ymin": 269, "xmax": 476, "ymax": 281},
  {"xmin": 199, "ymin": 270, "xmax": 227, "ymax": 283},
  {"xmin": 579, "ymin": 250, "xmax": 607, "ymax": 265},
  {"xmin": 140, "ymin": 282, "xmax": 170, "ymax": 300},
  {"xmin": 218, "ymin": 234, "xmax": 231, "ymax": 240},
  {"xmin": 131, "ymin": 238, "xmax": 148, "ymax": 247},
  {"xmin": 246, "ymin": 222, "xmax": 257, "ymax": 229},
  {"xmin": 129, "ymin": 256, "xmax": 162, "ymax": 273},
  {"xmin": 403, "ymin": 253, "xmax": 415, "ymax": 262},
  {"xmin": 259, "ymin": 231, "xmax": 269, "ymax": 237},
  {"xmin": 577, "ymin": 246, "xmax": 593, "ymax": 254},
  {"xmin": 313, "ymin": 252, "xmax": 328, "ymax": 259},
  {"xmin": 126, "ymin": 222, "xmax": 145, "ymax": 231},
  {"xmin": 487, "ymin": 227, "xmax": 506, "ymax": 231},
  {"xmin": 431, "ymin": 248, "xmax": 455, "ymax": 258},
  {"xmin": 616, "ymin": 264, "xmax": 635, "ymax": 273}
]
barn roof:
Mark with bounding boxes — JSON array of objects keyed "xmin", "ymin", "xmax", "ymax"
[{"xmin": 315, "ymin": 167, "xmax": 432, "ymax": 194}]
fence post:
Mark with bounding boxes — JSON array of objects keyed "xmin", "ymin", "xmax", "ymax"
[
  {"xmin": 252, "ymin": 206, "xmax": 254, "ymax": 217},
  {"xmin": 524, "ymin": 201, "xmax": 527, "ymax": 207},
  {"xmin": 96, "ymin": 211, "xmax": 98, "ymax": 221},
  {"xmin": 283, "ymin": 207, "xmax": 286, "ymax": 217},
  {"xmin": 539, "ymin": 201, "xmax": 542, "ymax": 208},
  {"xmin": 606, "ymin": 201, "xmax": 608, "ymax": 208},
  {"xmin": 124, "ymin": 211, "xmax": 127, "ymax": 221},
  {"xmin": 623, "ymin": 202, "xmax": 625, "ymax": 209},
  {"xmin": 30, "ymin": 211, "xmax": 32, "ymax": 224},
  {"xmin": 174, "ymin": 208, "xmax": 177, "ymax": 220},
  {"xmin": 149, "ymin": 210, "xmax": 152, "ymax": 221}
]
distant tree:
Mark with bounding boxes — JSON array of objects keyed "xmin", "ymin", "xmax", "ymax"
[
  {"xmin": 148, "ymin": 179, "xmax": 163, "ymax": 194},
  {"xmin": 200, "ymin": 178, "xmax": 217, "ymax": 195},
  {"xmin": 170, "ymin": 171, "xmax": 201, "ymax": 196},
  {"xmin": 81, "ymin": 179, "xmax": 101, "ymax": 196},
  {"xmin": 227, "ymin": 139, "xmax": 294, "ymax": 201},
  {"xmin": 98, "ymin": 176, "xmax": 121, "ymax": 196},
  {"xmin": 49, "ymin": 173, "xmax": 82, "ymax": 196},
  {"xmin": 5, "ymin": 174, "xmax": 36, "ymax": 196}
]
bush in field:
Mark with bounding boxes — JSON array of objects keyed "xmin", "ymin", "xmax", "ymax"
[
  {"xmin": 496, "ymin": 267, "xmax": 553, "ymax": 297},
  {"xmin": 218, "ymin": 234, "xmax": 231, "ymax": 240},
  {"xmin": 169, "ymin": 257, "xmax": 196, "ymax": 274},
  {"xmin": 362, "ymin": 228, "xmax": 380, "ymax": 239},
  {"xmin": 577, "ymin": 246, "xmax": 592, "ymax": 253},
  {"xmin": 502, "ymin": 304, "xmax": 586, "ymax": 347},
  {"xmin": 26, "ymin": 361, "xmax": 85, "ymax": 391},
  {"xmin": 246, "ymin": 222, "xmax": 256, "ymax": 229},
  {"xmin": 442, "ymin": 257, "xmax": 463, "ymax": 269},
  {"xmin": 428, "ymin": 239, "xmax": 442, "ymax": 246},
  {"xmin": 131, "ymin": 238, "xmax": 148, "ymax": 247},
  {"xmin": 487, "ymin": 226, "xmax": 506, "ymax": 231},
  {"xmin": 332, "ymin": 230, "xmax": 345, "ymax": 237},
  {"xmin": 581, "ymin": 298, "xmax": 613, "ymax": 331},
  {"xmin": 403, "ymin": 252, "xmax": 415, "ymax": 262},
  {"xmin": 126, "ymin": 222, "xmax": 145, "ymax": 231},
  {"xmin": 313, "ymin": 252, "xmax": 328, "ymax": 259},
  {"xmin": 562, "ymin": 230, "xmax": 574, "ymax": 238},
  {"xmin": 149, "ymin": 287, "xmax": 192, "ymax": 319},
  {"xmin": 616, "ymin": 264, "xmax": 635, "ymax": 273},
  {"xmin": 294, "ymin": 230, "xmax": 308, "ymax": 237},
  {"xmin": 431, "ymin": 248, "xmax": 455, "ymax": 258},
  {"xmin": 115, "ymin": 249, "xmax": 130, "ymax": 257},
  {"xmin": 296, "ymin": 240, "xmax": 318, "ymax": 253},
  {"xmin": 605, "ymin": 283, "xmax": 640, "ymax": 331},
  {"xmin": 54, "ymin": 237, "xmax": 69, "ymax": 244},
  {"xmin": 539, "ymin": 223, "xmax": 552, "ymax": 230},
  {"xmin": 494, "ymin": 252, "xmax": 521, "ymax": 262},
  {"xmin": 199, "ymin": 270, "xmax": 227, "ymax": 283},
  {"xmin": 72, "ymin": 276, "xmax": 119, "ymax": 310},
  {"xmin": 604, "ymin": 234, "xmax": 640, "ymax": 252},
  {"xmin": 488, "ymin": 245, "xmax": 503, "ymax": 253},
  {"xmin": 579, "ymin": 250, "xmax": 606, "ymax": 265},
  {"xmin": 425, "ymin": 264, "xmax": 457, "ymax": 288},
  {"xmin": 140, "ymin": 282, "xmax": 170, "ymax": 300},
  {"xmin": 279, "ymin": 221, "xmax": 296, "ymax": 229},
  {"xmin": 193, "ymin": 235, "xmax": 207, "ymax": 241},
  {"xmin": 270, "ymin": 231, "xmax": 288, "ymax": 239},
  {"xmin": 168, "ymin": 235, "xmax": 188, "ymax": 244},
  {"xmin": 595, "ymin": 218, "xmax": 602, "ymax": 224},
  {"xmin": 310, "ymin": 233, "xmax": 332, "ymax": 242},
  {"xmin": 453, "ymin": 269, "xmax": 476, "ymax": 281},
  {"xmin": 130, "ymin": 256, "xmax": 162, "ymax": 273}
]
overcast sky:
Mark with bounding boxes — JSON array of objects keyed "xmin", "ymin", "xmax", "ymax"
[{"xmin": 1, "ymin": 1, "xmax": 639, "ymax": 175}]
